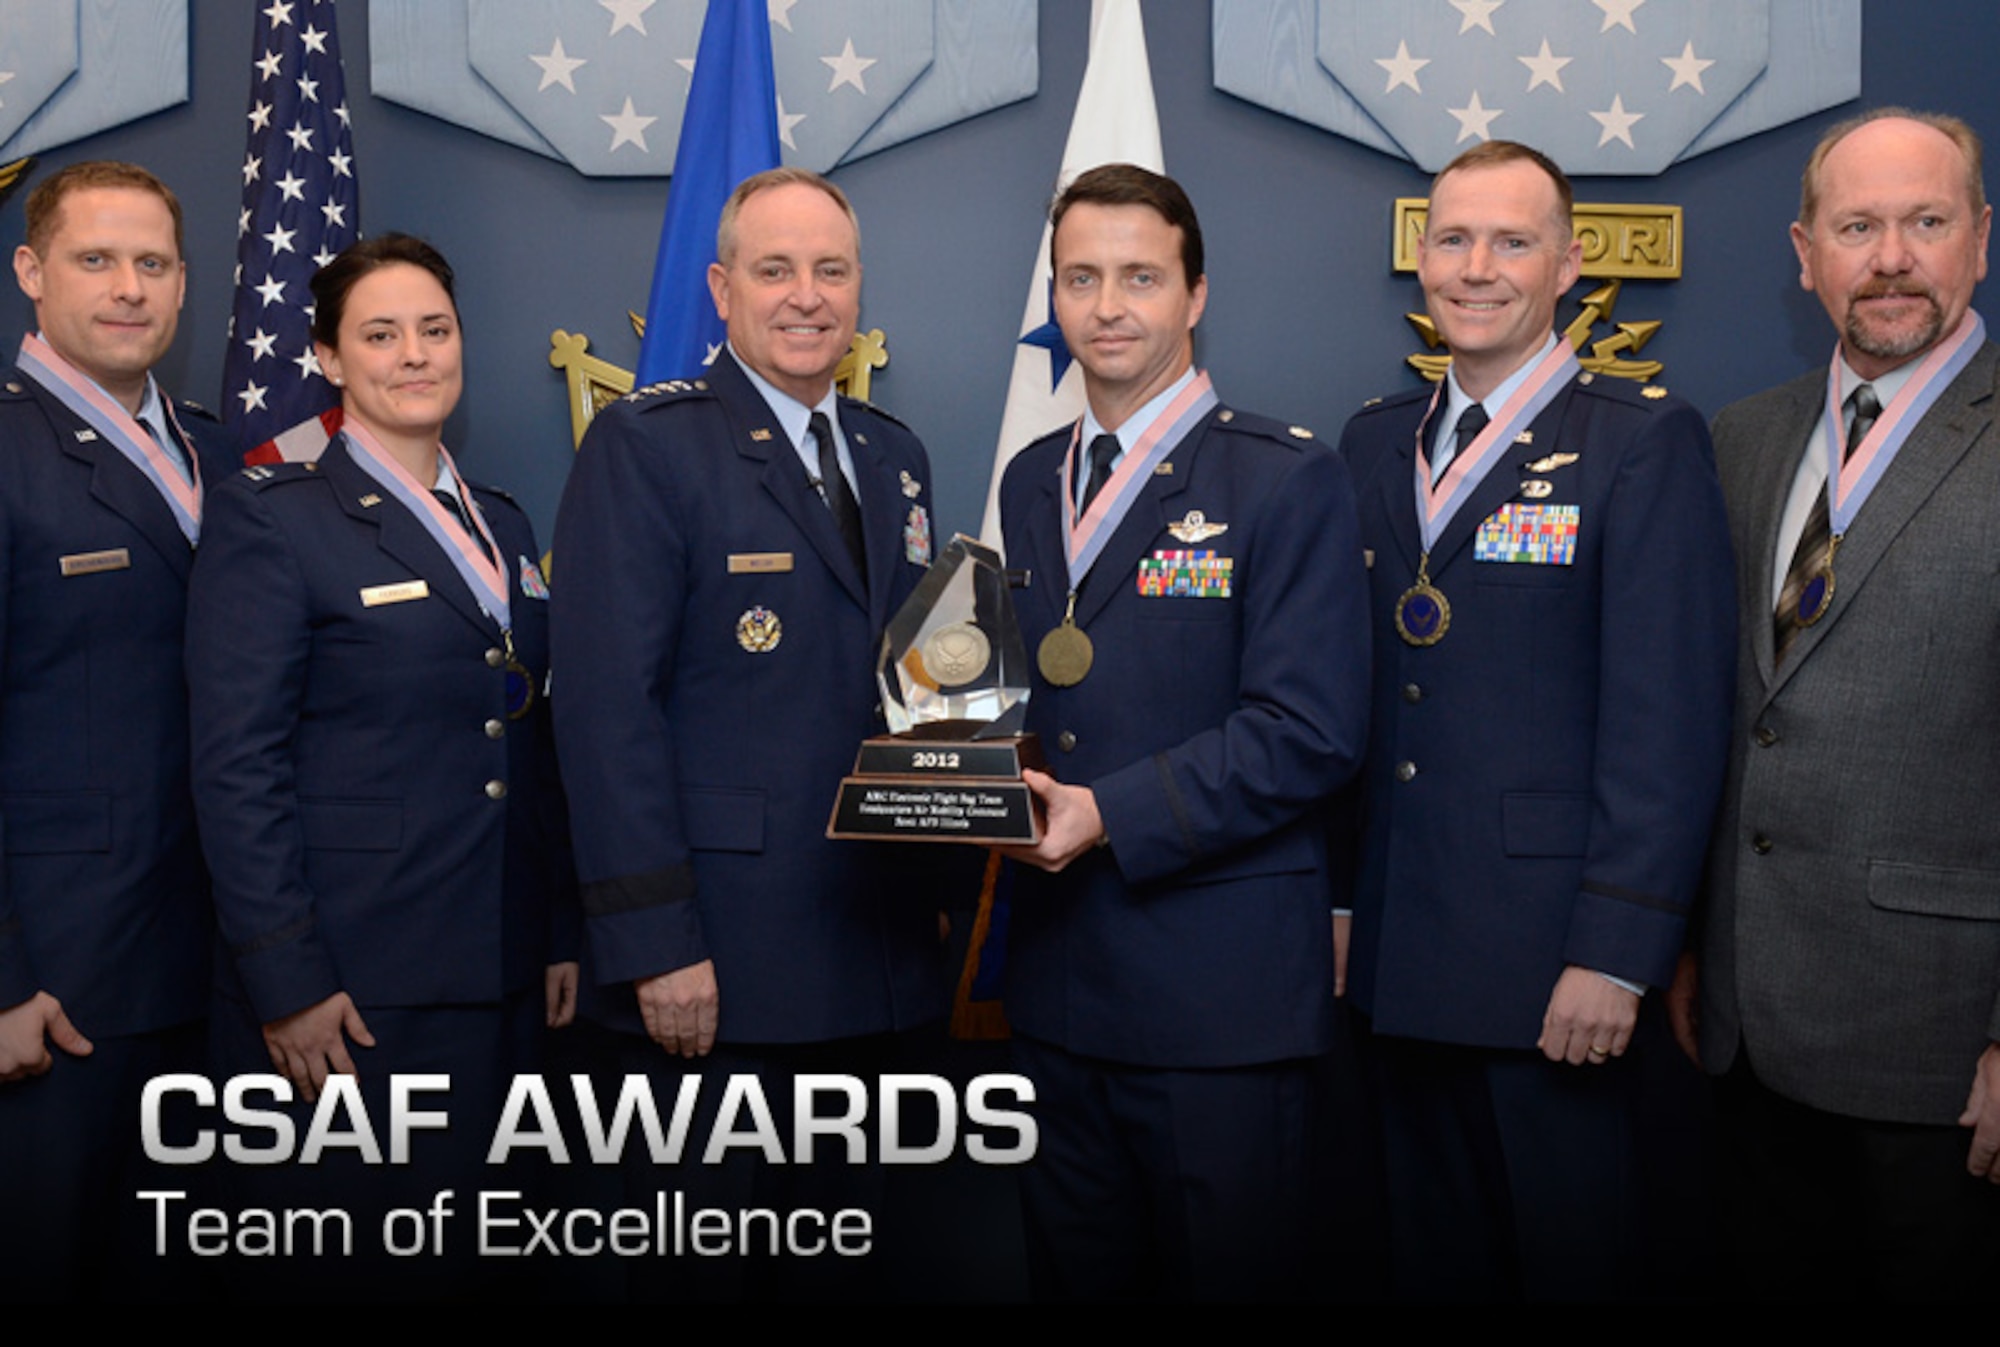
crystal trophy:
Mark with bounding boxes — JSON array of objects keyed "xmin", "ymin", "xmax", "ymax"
[{"xmin": 827, "ymin": 534, "xmax": 1044, "ymax": 843}]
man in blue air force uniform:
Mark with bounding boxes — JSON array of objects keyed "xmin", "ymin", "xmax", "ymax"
[
  {"xmin": 1339, "ymin": 141, "xmax": 1735, "ymax": 1301},
  {"xmin": 553, "ymin": 168, "xmax": 944, "ymax": 1299},
  {"xmin": 0, "ymin": 162, "xmax": 237, "ymax": 1298},
  {"xmin": 996, "ymin": 163, "xmax": 1371, "ymax": 1301}
]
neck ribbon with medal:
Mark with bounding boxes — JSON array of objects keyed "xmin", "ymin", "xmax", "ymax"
[
  {"xmin": 1793, "ymin": 308, "xmax": 1985, "ymax": 629},
  {"xmin": 1398, "ymin": 341, "xmax": 1579, "ymax": 646},
  {"xmin": 16, "ymin": 332, "xmax": 203, "ymax": 544},
  {"xmin": 342, "ymin": 423, "xmax": 536, "ymax": 720},
  {"xmin": 1037, "ymin": 372, "xmax": 1220, "ymax": 686}
]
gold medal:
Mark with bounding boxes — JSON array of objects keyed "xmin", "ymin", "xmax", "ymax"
[
  {"xmin": 1395, "ymin": 554, "xmax": 1451, "ymax": 646},
  {"xmin": 1038, "ymin": 590, "xmax": 1095, "ymax": 687}
]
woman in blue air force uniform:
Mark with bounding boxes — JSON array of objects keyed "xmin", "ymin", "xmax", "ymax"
[{"xmin": 185, "ymin": 235, "xmax": 575, "ymax": 1291}]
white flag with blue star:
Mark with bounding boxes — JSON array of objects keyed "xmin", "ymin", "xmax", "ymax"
[{"xmin": 980, "ymin": 0, "xmax": 1162, "ymax": 545}]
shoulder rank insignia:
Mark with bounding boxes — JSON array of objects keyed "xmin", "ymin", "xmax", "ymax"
[
  {"xmin": 900, "ymin": 469, "xmax": 922, "ymax": 499},
  {"xmin": 1168, "ymin": 509, "xmax": 1228, "ymax": 543},
  {"xmin": 1362, "ymin": 396, "xmax": 1383, "ymax": 408},
  {"xmin": 1218, "ymin": 409, "xmax": 1235, "ymax": 423},
  {"xmin": 1642, "ymin": 385, "xmax": 1669, "ymax": 399},
  {"xmin": 1523, "ymin": 451, "xmax": 1579, "ymax": 473},
  {"xmin": 242, "ymin": 464, "xmax": 274, "ymax": 481},
  {"xmin": 1288, "ymin": 426, "xmax": 1313, "ymax": 440}
]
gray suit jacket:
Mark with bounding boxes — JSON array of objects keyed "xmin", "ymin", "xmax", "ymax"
[{"xmin": 1699, "ymin": 340, "xmax": 2000, "ymax": 1124}]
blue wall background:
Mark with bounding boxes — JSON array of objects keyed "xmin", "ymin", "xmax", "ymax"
[{"xmin": 1, "ymin": 1, "xmax": 1992, "ymax": 547}]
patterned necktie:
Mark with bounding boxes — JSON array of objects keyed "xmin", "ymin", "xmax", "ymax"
[
  {"xmin": 1774, "ymin": 382, "xmax": 1879, "ymax": 663},
  {"xmin": 811, "ymin": 410, "xmax": 866, "ymax": 581}
]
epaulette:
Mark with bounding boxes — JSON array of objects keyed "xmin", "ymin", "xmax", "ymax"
[
  {"xmin": 0, "ymin": 373, "xmax": 32, "ymax": 400},
  {"xmin": 235, "ymin": 460, "xmax": 323, "ymax": 490},
  {"xmin": 467, "ymin": 479, "xmax": 519, "ymax": 508},
  {"xmin": 1572, "ymin": 370, "xmax": 1681, "ymax": 410},
  {"xmin": 622, "ymin": 377, "xmax": 718, "ymax": 409},
  {"xmin": 1346, "ymin": 385, "xmax": 1433, "ymax": 419},
  {"xmin": 1211, "ymin": 405, "xmax": 1321, "ymax": 448},
  {"xmin": 838, "ymin": 394, "xmax": 912, "ymax": 433}
]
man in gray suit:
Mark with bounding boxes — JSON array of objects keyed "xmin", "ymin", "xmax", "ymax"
[{"xmin": 1671, "ymin": 108, "xmax": 2000, "ymax": 1301}]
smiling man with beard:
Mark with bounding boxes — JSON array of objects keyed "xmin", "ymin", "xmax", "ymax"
[{"xmin": 1671, "ymin": 108, "xmax": 2000, "ymax": 1302}]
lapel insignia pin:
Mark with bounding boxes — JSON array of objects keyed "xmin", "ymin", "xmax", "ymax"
[
  {"xmin": 1154, "ymin": 462, "xmax": 1174, "ymax": 475},
  {"xmin": 855, "ymin": 433, "xmax": 868, "ymax": 446},
  {"xmin": 358, "ymin": 493, "xmax": 382, "ymax": 507},
  {"xmin": 736, "ymin": 605, "xmax": 782, "ymax": 653},
  {"xmin": 75, "ymin": 429, "xmax": 98, "ymax": 442},
  {"xmin": 1167, "ymin": 509, "xmax": 1228, "ymax": 543},
  {"xmin": 1514, "ymin": 431, "xmax": 1534, "ymax": 445},
  {"xmin": 1218, "ymin": 409, "xmax": 1235, "ymax": 422},
  {"xmin": 750, "ymin": 427, "xmax": 773, "ymax": 442}
]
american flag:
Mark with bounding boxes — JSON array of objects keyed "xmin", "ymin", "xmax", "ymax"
[{"xmin": 223, "ymin": 0, "xmax": 359, "ymax": 464}]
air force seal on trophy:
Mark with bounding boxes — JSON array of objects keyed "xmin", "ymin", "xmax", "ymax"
[{"xmin": 827, "ymin": 534, "xmax": 1043, "ymax": 844}]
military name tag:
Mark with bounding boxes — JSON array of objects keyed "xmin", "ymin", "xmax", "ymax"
[
  {"xmin": 1474, "ymin": 504, "xmax": 1580, "ymax": 565},
  {"xmin": 728, "ymin": 551, "xmax": 794, "ymax": 574},
  {"xmin": 59, "ymin": 548, "xmax": 130, "ymax": 577},
  {"xmin": 360, "ymin": 579, "xmax": 431, "ymax": 607}
]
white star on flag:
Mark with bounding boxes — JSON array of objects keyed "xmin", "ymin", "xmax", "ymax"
[
  {"xmin": 1449, "ymin": 89, "xmax": 1502, "ymax": 143},
  {"xmin": 601, "ymin": 96, "xmax": 656, "ymax": 151},
  {"xmin": 1518, "ymin": 38, "xmax": 1571, "ymax": 93},
  {"xmin": 1662, "ymin": 41, "xmax": 1714, "ymax": 93},
  {"xmin": 1376, "ymin": 41, "xmax": 1430, "ymax": 95},
  {"xmin": 1449, "ymin": 0, "xmax": 1504, "ymax": 37},
  {"xmin": 1591, "ymin": 94, "xmax": 1643, "ymax": 147},
  {"xmin": 821, "ymin": 38, "xmax": 876, "ymax": 94},
  {"xmin": 600, "ymin": 0, "xmax": 653, "ymax": 38},
  {"xmin": 532, "ymin": 38, "xmax": 587, "ymax": 93},
  {"xmin": 1594, "ymin": 0, "xmax": 1645, "ymax": 35},
  {"xmin": 776, "ymin": 95, "xmax": 806, "ymax": 150}
]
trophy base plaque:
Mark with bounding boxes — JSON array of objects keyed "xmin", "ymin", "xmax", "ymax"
[{"xmin": 827, "ymin": 722, "xmax": 1044, "ymax": 844}]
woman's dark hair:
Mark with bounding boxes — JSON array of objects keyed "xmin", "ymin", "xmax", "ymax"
[{"xmin": 310, "ymin": 233, "xmax": 457, "ymax": 347}]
